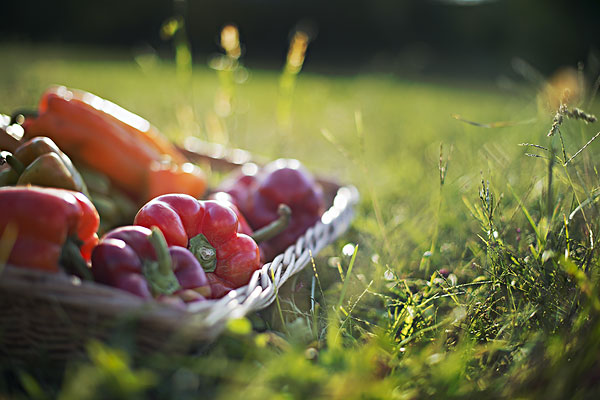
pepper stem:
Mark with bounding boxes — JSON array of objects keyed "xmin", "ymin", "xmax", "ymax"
[
  {"xmin": 60, "ymin": 237, "xmax": 93, "ymax": 281},
  {"xmin": 251, "ymin": 204, "xmax": 292, "ymax": 243},
  {"xmin": 10, "ymin": 109, "xmax": 38, "ymax": 126},
  {"xmin": 0, "ymin": 151, "xmax": 25, "ymax": 175},
  {"xmin": 189, "ymin": 233, "xmax": 217, "ymax": 273},
  {"xmin": 149, "ymin": 227, "xmax": 173, "ymax": 276},
  {"xmin": 142, "ymin": 226, "xmax": 181, "ymax": 296}
]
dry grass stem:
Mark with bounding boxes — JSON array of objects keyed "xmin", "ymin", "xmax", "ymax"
[{"xmin": 564, "ymin": 130, "xmax": 600, "ymax": 166}]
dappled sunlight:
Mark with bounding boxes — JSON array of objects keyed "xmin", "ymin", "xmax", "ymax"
[
  {"xmin": 542, "ymin": 67, "xmax": 582, "ymax": 111},
  {"xmin": 221, "ymin": 24, "xmax": 241, "ymax": 59},
  {"xmin": 286, "ymin": 31, "xmax": 309, "ymax": 73}
]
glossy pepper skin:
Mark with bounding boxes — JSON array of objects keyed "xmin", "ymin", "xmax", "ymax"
[
  {"xmin": 0, "ymin": 186, "xmax": 99, "ymax": 272},
  {"xmin": 91, "ymin": 226, "xmax": 210, "ymax": 303},
  {"xmin": 20, "ymin": 86, "xmax": 206, "ymax": 203},
  {"xmin": 0, "ymin": 136, "xmax": 89, "ymax": 196},
  {"xmin": 217, "ymin": 159, "xmax": 325, "ymax": 262},
  {"xmin": 133, "ymin": 194, "xmax": 261, "ymax": 298}
]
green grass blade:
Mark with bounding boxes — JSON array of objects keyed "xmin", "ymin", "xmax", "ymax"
[{"xmin": 337, "ymin": 244, "xmax": 358, "ymax": 311}]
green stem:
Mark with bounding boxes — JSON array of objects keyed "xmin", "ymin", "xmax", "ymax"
[
  {"xmin": 251, "ymin": 204, "xmax": 292, "ymax": 243},
  {"xmin": 189, "ymin": 233, "xmax": 217, "ymax": 272},
  {"xmin": 0, "ymin": 152, "xmax": 25, "ymax": 175},
  {"xmin": 10, "ymin": 109, "xmax": 38, "ymax": 126},
  {"xmin": 142, "ymin": 227, "xmax": 181, "ymax": 296},
  {"xmin": 148, "ymin": 227, "xmax": 172, "ymax": 276},
  {"xmin": 60, "ymin": 238, "xmax": 93, "ymax": 281},
  {"xmin": 547, "ymin": 146, "xmax": 555, "ymax": 219}
]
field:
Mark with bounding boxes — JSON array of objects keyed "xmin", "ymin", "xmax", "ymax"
[{"xmin": 2, "ymin": 44, "xmax": 600, "ymax": 399}]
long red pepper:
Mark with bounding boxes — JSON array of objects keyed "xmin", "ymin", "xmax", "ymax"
[{"xmin": 19, "ymin": 86, "xmax": 206, "ymax": 203}]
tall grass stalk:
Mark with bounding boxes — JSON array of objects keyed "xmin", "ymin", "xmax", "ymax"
[
  {"xmin": 419, "ymin": 143, "xmax": 451, "ymax": 273},
  {"xmin": 336, "ymin": 244, "xmax": 358, "ymax": 312},
  {"xmin": 277, "ymin": 30, "xmax": 309, "ymax": 134},
  {"xmin": 320, "ymin": 112, "xmax": 392, "ymax": 262},
  {"xmin": 160, "ymin": 1, "xmax": 200, "ymax": 142},
  {"xmin": 271, "ymin": 268, "xmax": 290, "ymax": 336}
]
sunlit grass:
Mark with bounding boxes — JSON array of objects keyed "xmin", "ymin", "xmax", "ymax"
[{"xmin": 2, "ymin": 43, "xmax": 600, "ymax": 399}]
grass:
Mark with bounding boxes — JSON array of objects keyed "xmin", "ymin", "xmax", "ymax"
[{"xmin": 2, "ymin": 43, "xmax": 600, "ymax": 399}]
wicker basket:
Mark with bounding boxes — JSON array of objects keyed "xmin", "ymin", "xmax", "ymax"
[{"xmin": 0, "ymin": 139, "xmax": 359, "ymax": 360}]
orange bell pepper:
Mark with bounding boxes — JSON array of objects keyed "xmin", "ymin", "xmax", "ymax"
[{"xmin": 20, "ymin": 86, "xmax": 206, "ymax": 203}]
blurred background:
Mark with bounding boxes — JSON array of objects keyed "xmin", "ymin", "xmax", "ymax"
[{"xmin": 3, "ymin": 0, "xmax": 599, "ymax": 78}]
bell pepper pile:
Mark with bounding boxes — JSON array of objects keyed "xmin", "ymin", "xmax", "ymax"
[
  {"xmin": 214, "ymin": 159, "xmax": 325, "ymax": 262},
  {"xmin": 0, "ymin": 86, "xmax": 327, "ymax": 305}
]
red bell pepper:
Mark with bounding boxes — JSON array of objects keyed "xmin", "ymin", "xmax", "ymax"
[
  {"xmin": 91, "ymin": 225, "xmax": 210, "ymax": 303},
  {"xmin": 209, "ymin": 191, "xmax": 254, "ymax": 237},
  {"xmin": 0, "ymin": 186, "xmax": 99, "ymax": 274},
  {"xmin": 216, "ymin": 159, "xmax": 325, "ymax": 261},
  {"xmin": 133, "ymin": 194, "xmax": 261, "ymax": 298}
]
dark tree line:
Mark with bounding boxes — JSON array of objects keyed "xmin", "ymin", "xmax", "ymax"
[{"xmin": 3, "ymin": 0, "xmax": 599, "ymax": 76}]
